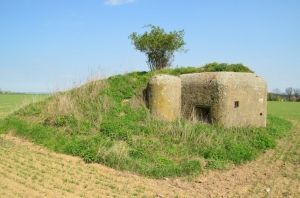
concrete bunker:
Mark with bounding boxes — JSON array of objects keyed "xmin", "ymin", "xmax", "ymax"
[
  {"xmin": 147, "ymin": 72, "xmax": 267, "ymax": 128},
  {"xmin": 147, "ymin": 74, "xmax": 181, "ymax": 121}
]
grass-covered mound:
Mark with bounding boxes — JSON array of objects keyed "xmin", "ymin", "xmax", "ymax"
[{"xmin": 0, "ymin": 63, "xmax": 291, "ymax": 178}]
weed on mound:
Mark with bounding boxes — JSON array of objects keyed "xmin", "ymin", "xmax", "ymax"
[{"xmin": 0, "ymin": 63, "xmax": 291, "ymax": 178}]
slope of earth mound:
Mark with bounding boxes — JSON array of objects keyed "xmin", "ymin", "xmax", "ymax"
[{"xmin": 0, "ymin": 63, "xmax": 291, "ymax": 178}]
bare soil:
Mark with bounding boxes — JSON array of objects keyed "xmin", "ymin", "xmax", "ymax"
[{"xmin": 0, "ymin": 121, "xmax": 299, "ymax": 197}]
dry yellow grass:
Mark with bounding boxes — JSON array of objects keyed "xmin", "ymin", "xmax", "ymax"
[
  {"xmin": 43, "ymin": 79, "xmax": 107, "ymax": 119},
  {"xmin": 0, "ymin": 120, "xmax": 300, "ymax": 197}
]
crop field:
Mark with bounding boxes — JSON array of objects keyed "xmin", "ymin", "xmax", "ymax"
[
  {"xmin": 0, "ymin": 94, "xmax": 48, "ymax": 119},
  {"xmin": 0, "ymin": 94, "xmax": 299, "ymax": 196}
]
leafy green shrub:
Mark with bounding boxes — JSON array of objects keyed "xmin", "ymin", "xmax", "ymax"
[
  {"xmin": 130, "ymin": 25, "xmax": 185, "ymax": 70},
  {"xmin": 201, "ymin": 62, "xmax": 253, "ymax": 73}
]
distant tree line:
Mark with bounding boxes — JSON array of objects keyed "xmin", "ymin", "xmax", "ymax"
[
  {"xmin": 268, "ymin": 87, "xmax": 300, "ymax": 102},
  {"xmin": 0, "ymin": 89, "xmax": 12, "ymax": 94}
]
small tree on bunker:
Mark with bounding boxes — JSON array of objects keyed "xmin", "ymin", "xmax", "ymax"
[{"xmin": 129, "ymin": 25, "xmax": 185, "ymax": 71}]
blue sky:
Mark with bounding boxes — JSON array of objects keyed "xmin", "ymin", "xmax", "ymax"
[{"xmin": 0, "ymin": 0, "xmax": 299, "ymax": 93}]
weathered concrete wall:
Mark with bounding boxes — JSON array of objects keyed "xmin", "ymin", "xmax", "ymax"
[
  {"xmin": 147, "ymin": 75, "xmax": 181, "ymax": 121},
  {"xmin": 148, "ymin": 72, "xmax": 267, "ymax": 128},
  {"xmin": 180, "ymin": 73, "xmax": 223, "ymax": 122},
  {"xmin": 215, "ymin": 72, "xmax": 267, "ymax": 127},
  {"xmin": 180, "ymin": 72, "xmax": 267, "ymax": 127}
]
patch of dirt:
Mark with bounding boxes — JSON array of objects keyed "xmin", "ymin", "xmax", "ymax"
[{"xmin": 0, "ymin": 121, "xmax": 299, "ymax": 197}]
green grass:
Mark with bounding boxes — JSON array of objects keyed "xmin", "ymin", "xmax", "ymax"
[
  {"xmin": 0, "ymin": 94, "xmax": 48, "ymax": 119},
  {"xmin": 0, "ymin": 64, "xmax": 293, "ymax": 178},
  {"xmin": 268, "ymin": 102, "xmax": 300, "ymax": 167},
  {"xmin": 268, "ymin": 101, "xmax": 300, "ymax": 120}
]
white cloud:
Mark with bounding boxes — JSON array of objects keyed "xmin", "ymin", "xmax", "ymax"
[{"xmin": 104, "ymin": 0, "xmax": 136, "ymax": 6}]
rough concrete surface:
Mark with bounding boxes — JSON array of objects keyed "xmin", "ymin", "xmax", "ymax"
[
  {"xmin": 180, "ymin": 72, "xmax": 267, "ymax": 127},
  {"xmin": 147, "ymin": 74, "xmax": 181, "ymax": 121}
]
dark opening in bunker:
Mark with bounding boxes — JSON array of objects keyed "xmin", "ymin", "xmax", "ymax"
[
  {"xmin": 234, "ymin": 101, "xmax": 239, "ymax": 108},
  {"xmin": 194, "ymin": 106, "xmax": 212, "ymax": 123}
]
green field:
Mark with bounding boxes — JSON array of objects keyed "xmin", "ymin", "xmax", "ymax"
[
  {"xmin": 0, "ymin": 94, "xmax": 48, "ymax": 119},
  {"xmin": 268, "ymin": 101, "xmax": 300, "ymax": 120}
]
